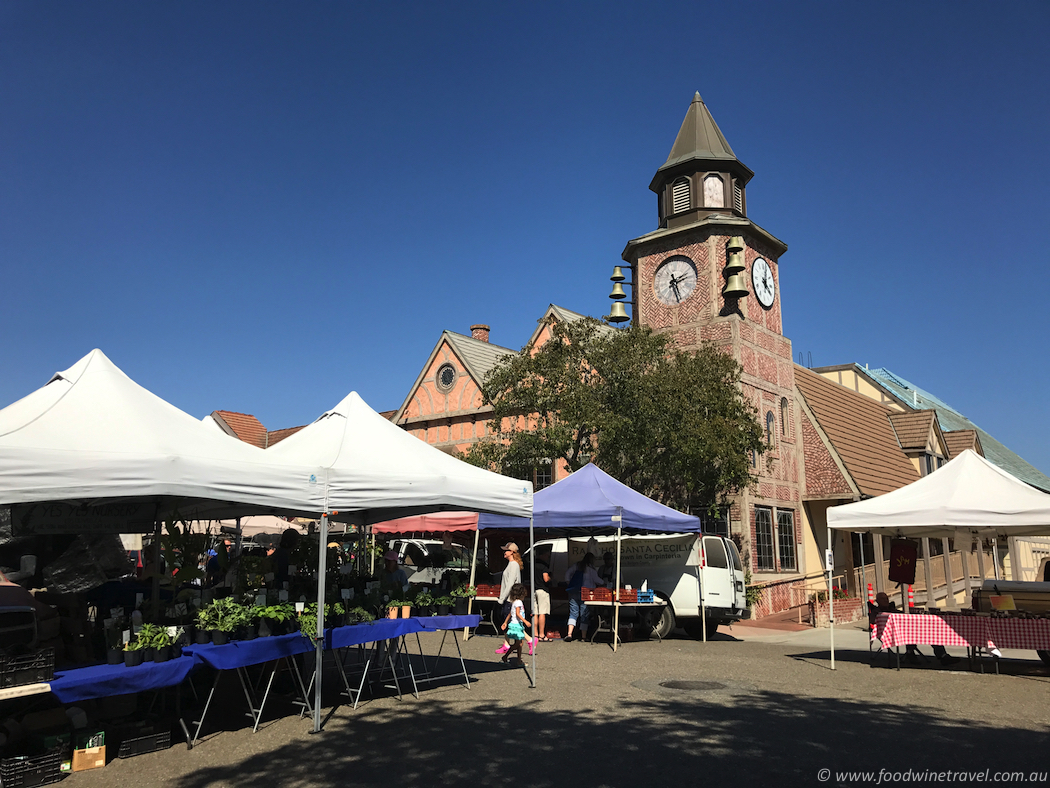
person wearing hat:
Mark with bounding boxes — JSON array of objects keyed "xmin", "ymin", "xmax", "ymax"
[
  {"xmin": 380, "ymin": 549, "xmax": 408, "ymax": 593},
  {"xmin": 494, "ymin": 542, "xmax": 523, "ymax": 656}
]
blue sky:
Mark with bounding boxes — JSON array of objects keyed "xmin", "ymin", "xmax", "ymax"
[{"xmin": 2, "ymin": 2, "xmax": 1049, "ymax": 475}]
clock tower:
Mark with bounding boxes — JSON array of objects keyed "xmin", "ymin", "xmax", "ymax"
[{"xmin": 622, "ymin": 93, "xmax": 806, "ymax": 592}]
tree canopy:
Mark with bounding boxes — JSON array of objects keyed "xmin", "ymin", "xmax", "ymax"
[{"xmin": 464, "ymin": 316, "xmax": 767, "ymax": 513}]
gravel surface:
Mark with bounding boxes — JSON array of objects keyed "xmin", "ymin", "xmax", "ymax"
[{"xmin": 61, "ymin": 624, "xmax": 1050, "ymax": 788}]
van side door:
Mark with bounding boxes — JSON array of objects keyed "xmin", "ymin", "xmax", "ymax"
[{"xmin": 701, "ymin": 536, "xmax": 733, "ymax": 610}]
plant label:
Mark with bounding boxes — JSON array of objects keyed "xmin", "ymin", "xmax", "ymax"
[
  {"xmin": 294, "ymin": 602, "xmax": 305, "ymax": 613},
  {"xmin": 166, "ymin": 626, "xmax": 177, "ymax": 638},
  {"xmin": 340, "ymin": 588, "xmax": 351, "ymax": 600},
  {"xmin": 264, "ymin": 573, "xmax": 275, "ymax": 582},
  {"xmin": 256, "ymin": 594, "xmax": 266, "ymax": 607},
  {"xmin": 279, "ymin": 590, "xmax": 289, "ymax": 602},
  {"xmin": 122, "ymin": 630, "xmax": 131, "ymax": 644}
]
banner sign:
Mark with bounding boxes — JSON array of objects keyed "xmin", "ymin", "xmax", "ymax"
[
  {"xmin": 12, "ymin": 501, "xmax": 159, "ymax": 535},
  {"xmin": 888, "ymin": 539, "xmax": 918, "ymax": 585},
  {"xmin": 568, "ymin": 535, "xmax": 695, "ymax": 569}
]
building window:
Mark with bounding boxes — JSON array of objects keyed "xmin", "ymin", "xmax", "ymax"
[
  {"xmin": 436, "ymin": 363, "xmax": 456, "ymax": 391},
  {"xmin": 698, "ymin": 508, "xmax": 729, "ymax": 538},
  {"xmin": 671, "ymin": 178, "xmax": 691, "ymax": 214},
  {"xmin": 777, "ymin": 510, "xmax": 796, "ymax": 571},
  {"xmin": 703, "ymin": 174, "xmax": 724, "ymax": 208},
  {"xmin": 733, "ymin": 182, "xmax": 743, "ymax": 212},
  {"xmin": 534, "ymin": 461, "xmax": 553, "ymax": 490},
  {"xmin": 755, "ymin": 507, "xmax": 775, "ymax": 570},
  {"xmin": 766, "ymin": 411, "xmax": 775, "ymax": 449},
  {"xmin": 922, "ymin": 454, "xmax": 944, "ymax": 476},
  {"xmin": 780, "ymin": 397, "xmax": 789, "ymax": 438}
]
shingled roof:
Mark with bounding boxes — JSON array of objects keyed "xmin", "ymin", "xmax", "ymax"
[
  {"xmin": 866, "ymin": 367, "xmax": 1050, "ymax": 493},
  {"xmin": 212, "ymin": 410, "xmax": 267, "ymax": 449},
  {"xmin": 794, "ymin": 366, "xmax": 919, "ymax": 497},
  {"xmin": 944, "ymin": 429, "xmax": 982, "ymax": 459},
  {"xmin": 887, "ymin": 411, "xmax": 937, "ymax": 452}
]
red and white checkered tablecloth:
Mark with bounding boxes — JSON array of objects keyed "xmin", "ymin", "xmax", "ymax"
[
  {"xmin": 982, "ymin": 618, "xmax": 1050, "ymax": 651},
  {"xmin": 874, "ymin": 613, "xmax": 991, "ymax": 650}
]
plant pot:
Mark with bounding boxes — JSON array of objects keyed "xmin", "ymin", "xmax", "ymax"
[
  {"xmin": 257, "ymin": 620, "xmax": 272, "ymax": 637},
  {"xmin": 124, "ymin": 649, "xmax": 144, "ymax": 667},
  {"xmin": 239, "ymin": 624, "xmax": 257, "ymax": 641},
  {"xmin": 153, "ymin": 646, "xmax": 170, "ymax": 663},
  {"xmin": 211, "ymin": 631, "xmax": 229, "ymax": 646},
  {"xmin": 143, "ymin": 647, "xmax": 155, "ymax": 661},
  {"xmin": 171, "ymin": 643, "xmax": 183, "ymax": 659},
  {"xmin": 401, "ymin": 605, "xmax": 412, "ymax": 618},
  {"xmin": 454, "ymin": 599, "xmax": 468, "ymax": 615},
  {"xmin": 387, "ymin": 607, "xmax": 398, "ymax": 620},
  {"xmin": 437, "ymin": 605, "xmax": 450, "ymax": 616},
  {"xmin": 195, "ymin": 629, "xmax": 211, "ymax": 645},
  {"xmin": 107, "ymin": 647, "xmax": 124, "ymax": 665}
]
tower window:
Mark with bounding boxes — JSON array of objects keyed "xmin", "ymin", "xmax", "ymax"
[
  {"xmin": 436, "ymin": 363, "xmax": 456, "ymax": 391},
  {"xmin": 703, "ymin": 174, "xmax": 724, "ymax": 208},
  {"xmin": 780, "ymin": 397, "xmax": 789, "ymax": 438},
  {"xmin": 733, "ymin": 182, "xmax": 743, "ymax": 212},
  {"xmin": 755, "ymin": 507, "xmax": 775, "ymax": 571},
  {"xmin": 766, "ymin": 411, "xmax": 775, "ymax": 449},
  {"xmin": 671, "ymin": 178, "xmax": 691, "ymax": 214}
]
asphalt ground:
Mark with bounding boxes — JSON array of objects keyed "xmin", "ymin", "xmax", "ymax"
[{"xmin": 62, "ymin": 623, "xmax": 1050, "ymax": 788}]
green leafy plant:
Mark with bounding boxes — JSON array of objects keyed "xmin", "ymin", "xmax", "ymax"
[
  {"xmin": 298, "ymin": 602, "xmax": 346, "ymax": 638},
  {"xmin": 450, "ymin": 584, "xmax": 476, "ymax": 599},
  {"xmin": 413, "ymin": 589, "xmax": 435, "ymax": 608},
  {"xmin": 256, "ymin": 603, "xmax": 295, "ymax": 623},
  {"xmin": 198, "ymin": 597, "xmax": 244, "ymax": 633},
  {"xmin": 137, "ymin": 623, "xmax": 172, "ymax": 649},
  {"xmin": 345, "ymin": 606, "xmax": 375, "ymax": 624},
  {"xmin": 743, "ymin": 569, "xmax": 763, "ymax": 609},
  {"xmin": 434, "ymin": 595, "xmax": 455, "ymax": 608}
]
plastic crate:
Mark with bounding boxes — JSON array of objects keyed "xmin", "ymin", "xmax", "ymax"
[
  {"xmin": 637, "ymin": 591, "xmax": 655, "ymax": 604},
  {"xmin": 0, "ymin": 647, "xmax": 55, "ymax": 688},
  {"xmin": 0, "ymin": 748, "xmax": 65, "ymax": 788},
  {"xmin": 116, "ymin": 724, "xmax": 171, "ymax": 759},
  {"xmin": 618, "ymin": 589, "xmax": 638, "ymax": 604},
  {"xmin": 474, "ymin": 585, "xmax": 500, "ymax": 598},
  {"xmin": 582, "ymin": 588, "xmax": 612, "ymax": 602}
]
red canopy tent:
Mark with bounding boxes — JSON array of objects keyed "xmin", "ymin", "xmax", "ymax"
[{"xmin": 371, "ymin": 511, "xmax": 479, "ymax": 533}]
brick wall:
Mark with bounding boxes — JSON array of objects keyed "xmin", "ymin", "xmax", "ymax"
[{"xmin": 800, "ymin": 410, "xmax": 852, "ymax": 497}]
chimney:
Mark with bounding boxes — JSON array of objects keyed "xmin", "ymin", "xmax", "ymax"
[{"xmin": 471, "ymin": 324, "xmax": 491, "ymax": 343}]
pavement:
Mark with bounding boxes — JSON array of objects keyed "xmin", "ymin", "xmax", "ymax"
[{"xmin": 61, "ymin": 622, "xmax": 1050, "ymax": 788}]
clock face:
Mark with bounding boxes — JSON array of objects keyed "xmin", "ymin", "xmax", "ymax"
[
  {"xmin": 751, "ymin": 257, "xmax": 776, "ymax": 309},
  {"xmin": 654, "ymin": 257, "xmax": 698, "ymax": 305}
]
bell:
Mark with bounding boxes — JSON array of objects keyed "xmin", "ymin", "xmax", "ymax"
[
  {"xmin": 610, "ymin": 266, "xmax": 626, "ymax": 282},
  {"xmin": 725, "ymin": 250, "xmax": 745, "ymax": 274},
  {"xmin": 607, "ymin": 302, "xmax": 630, "ymax": 323},
  {"xmin": 609, "ymin": 283, "xmax": 626, "ymax": 300},
  {"xmin": 722, "ymin": 273, "xmax": 749, "ymax": 299},
  {"xmin": 727, "ymin": 236, "xmax": 744, "ymax": 253}
]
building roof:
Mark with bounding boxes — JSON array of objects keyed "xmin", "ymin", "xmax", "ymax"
[
  {"xmin": 658, "ymin": 92, "xmax": 740, "ymax": 172},
  {"xmin": 865, "ymin": 367, "xmax": 1050, "ymax": 493},
  {"xmin": 944, "ymin": 429, "xmax": 982, "ymax": 459},
  {"xmin": 794, "ymin": 366, "xmax": 919, "ymax": 497},
  {"xmin": 443, "ymin": 330, "xmax": 514, "ymax": 384},
  {"xmin": 266, "ymin": 425, "xmax": 305, "ymax": 446},
  {"xmin": 887, "ymin": 411, "xmax": 937, "ymax": 452},
  {"xmin": 212, "ymin": 410, "xmax": 267, "ymax": 449}
]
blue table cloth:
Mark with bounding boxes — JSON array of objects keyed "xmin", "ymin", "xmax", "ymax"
[
  {"xmin": 183, "ymin": 632, "xmax": 313, "ymax": 670},
  {"xmin": 324, "ymin": 615, "xmax": 481, "ymax": 649},
  {"xmin": 417, "ymin": 615, "xmax": 480, "ymax": 631},
  {"xmin": 49, "ymin": 655, "xmax": 199, "ymax": 703}
]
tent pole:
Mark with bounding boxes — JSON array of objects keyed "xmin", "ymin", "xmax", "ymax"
[
  {"xmin": 992, "ymin": 538, "xmax": 1001, "ymax": 580},
  {"xmin": 941, "ymin": 538, "xmax": 955, "ymax": 609},
  {"xmin": 312, "ymin": 510, "xmax": 329, "ymax": 734},
  {"xmin": 859, "ymin": 535, "xmax": 867, "ymax": 606},
  {"xmin": 976, "ymin": 540, "xmax": 987, "ymax": 583},
  {"xmin": 529, "ymin": 516, "xmax": 536, "ymax": 687},
  {"xmin": 464, "ymin": 527, "xmax": 480, "ymax": 641},
  {"xmin": 827, "ymin": 526, "xmax": 835, "ymax": 670},
  {"xmin": 699, "ymin": 534, "xmax": 707, "ymax": 643},
  {"xmin": 613, "ymin": 517, "xmax": 622, "ymax": 654},
  {"xmin": 151, "ymin": 516, "xmax": 162, "ymax": 621},
  {"xmin": 922, "ymin": 537, "xmax": 935, "ymax": 609}
]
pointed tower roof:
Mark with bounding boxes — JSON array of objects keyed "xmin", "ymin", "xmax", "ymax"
[{"xmin": 660, "ymin": 92, "xmax": 738, "ymax": 170}]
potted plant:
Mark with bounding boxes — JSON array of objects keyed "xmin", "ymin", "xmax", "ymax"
[
  {"xmin": 434, "ymin": 595, "xmax": 454, "ymax": 616},
  {"xmin": 384, "ymin": 595, "xmax": 401, "ymax": 619},
  {"xmin": 413, "ymin": 589, "xmax": 435, "ymax": 617},
  {"xmin": 105, "ymin": 618, "xmax": 126, "ymax": 664},
  {"xmin": 138, "ymin": 623, "xmax": 173, "ymax": 662},
  {"xmin": 201, "ymin": 597, "xmax": 243, "ymax": 645},
  {"xmin": 195, "ymin": 604, "xmax": 217, "ymax": 644},
  {"xmin": 234, "ymin": 603, "xmax": 258, "ymax": 641},
  {"xmin": 450, "ymin": 584, "xmax": 476, "ymax": 615},
  {"xmin": 256, "ymin": 603, "xmax": 296, "ymax": 636},
  {"xmin": 123, "ymin": 637, "xmax": 145, "ymax": 667},
  {"xmin": 345, "ymin": 606, "xmax": 375, "ymax": 625}
]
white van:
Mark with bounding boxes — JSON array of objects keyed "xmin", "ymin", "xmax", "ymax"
[
  {"xmin": 526, "ymin": 533, "xmax": 748, "ymax": 639},
  {"xmin": 387, "ymin": 538, "xmax": 478, "ymax": 586}
]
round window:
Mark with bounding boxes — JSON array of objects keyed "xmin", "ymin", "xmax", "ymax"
[{"xmin": 437, "ymin": 364, "xmax": 456, "ymax": 391}]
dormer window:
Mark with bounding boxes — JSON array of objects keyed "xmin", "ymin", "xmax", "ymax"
[
  {"xmin": 671, "ymin": 178, "xmax": 691, "ymax": 214},
  {"xmin": 703, "ymin": 174, "xmax": 724, "ymax": 208}
]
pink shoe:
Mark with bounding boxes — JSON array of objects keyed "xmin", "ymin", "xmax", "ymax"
[
  {"xmin": 495, "ymin": 644, "xmax": 510, "ymax": 655},
  {"xmin": 528, "ymin": 640, "xmax": 535, "ymax": 656}
]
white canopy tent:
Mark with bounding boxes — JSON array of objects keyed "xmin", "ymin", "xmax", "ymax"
[
  {"xmin": 0, "ymin": 349, "xmax": 316, "ymax": 532},
  {"xmin": 825, "ymin": 449, "xmax": 1050, "ymax": 667},
  {"xmin": 265, "ymin": 391, "xmax": 533, "ymax": 730}
]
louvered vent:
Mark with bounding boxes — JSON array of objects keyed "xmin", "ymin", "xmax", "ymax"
[
  {"xmin": 733, "ymin": 183, "xmax": 743, "ymax": 212},
  {"xmin": 671, "ymin": 179, "xmax": 690, "ymax": 213}
]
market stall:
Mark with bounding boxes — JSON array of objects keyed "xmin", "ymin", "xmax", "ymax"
[
  {"xmin": 826, "ymin": 450, "xmax": 1050, "ymax": 668},
  {"xmin": 478, "ymin": 462, "xmax": 700, "ymax": 673}
]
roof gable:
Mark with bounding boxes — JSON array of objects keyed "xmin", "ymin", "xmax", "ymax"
[
  {"xmin": 212, "ymin": 410, "xmax": 267, "ymax": 449},
  {"xmin": 888, "ymin": 411, "xmax": 937, "ymax": 452},
  {"xmin": 944, "ymin": 429, "xmax": 982, "ymax": 459},
  {"xmin": 794, "ymin": 366, "xmax": 919, "ymax": 497}
]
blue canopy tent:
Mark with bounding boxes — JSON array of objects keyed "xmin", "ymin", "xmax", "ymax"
[{"xmin": 477, "ymin": 464, "xmax": 701, "ymax": 667}]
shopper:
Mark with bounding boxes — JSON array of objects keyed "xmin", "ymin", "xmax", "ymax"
[
  {"xmin": 531, "ymin": 547, "xmax": 553, "ymax": 641},
  {"xmin": 500, "ymin": 583, "xmax": 534, "ymax": 664},
  {"xmin": 564, "ymin": 552, "xmax": 604, "ymax": 642},
  {"xmin": 495, "ymin": 542, "xmax": 523, "ymax": 655}
]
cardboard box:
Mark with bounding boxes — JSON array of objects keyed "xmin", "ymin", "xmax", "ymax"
[{"xmin": 72, "ymin": 745, "xmax": 105, "ymax": 772}]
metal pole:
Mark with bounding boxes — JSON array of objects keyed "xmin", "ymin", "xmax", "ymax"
[
  {"xmin": 699, "ymin": 534, "xmax": 707, "ymax": 643},
  {"xmin": 528, "ymin": 516, "xmax": 536, "ymax": 686},
  {"xmin": 312, "ymin": 511, "xmax": 329, "ymax": 733},
  {"xmin": 151, "ymin": 516, "xmax": 162, "ymax": 621},
  {"xmin": 859, "ymin": 534, "xmax": 867, "ymax": 606},
  {"xmin": 464, "ymin": 527, "xmax": 480, "ymax": 641},
  {"xmin": 612, "ymin": 517, "xmax": 622, "ymax": 653},
  {"xmin": 827, "ymin": 526, "xmax": 835, "ymax": 670}
]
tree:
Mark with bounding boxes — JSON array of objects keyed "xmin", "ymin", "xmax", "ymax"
[{"xmin": 464, "ymin": 316, "xmax": 767, "ymax": 513}]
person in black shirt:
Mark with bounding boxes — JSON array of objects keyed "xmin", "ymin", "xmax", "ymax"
[{"xmin": 531, "ymin": 549, "xmax": 553, "ymax": 641}]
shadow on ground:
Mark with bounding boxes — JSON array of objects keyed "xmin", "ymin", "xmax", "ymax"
[{"xmin": 178, "ymin": 678, "xmax": 1050, "ymax": 788}]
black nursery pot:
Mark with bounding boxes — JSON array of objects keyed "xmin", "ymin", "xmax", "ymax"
[
  {"xmin": 195, "ymin": 629, "xmax": 211, "ymax": 644},
  {"xmin": 211, "ymin": 631, "xmax": 229, "ymax": 646},
  {"xmin": 437, "ymin": 605, "xmax": 450, "ymax": 616},
  {"xmin": 153, "ymin": 645, "xmax": 170, "ymax": 663},
  {"xmin": 124, "ymin": 649, "xmax": 144, "ymax": 667},
  {"xmin": 107, "ymin": 648, "xmax": 124, "ymax": 665},
  {"xmin": 239, "ymin": 624, "xmax": 257, "ymax": 641},
  {"xmin": 454, "ymin": 599, "xmax": 468, "ymax": 615}
]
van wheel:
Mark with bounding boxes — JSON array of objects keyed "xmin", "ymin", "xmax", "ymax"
[
  {"xmin": 1038, "ymin": 650, "xmax": 1050, "ymax": 667},
  {"xmin": 649, "ymin": 598, "xmax": 675, "ymax": 639}
]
